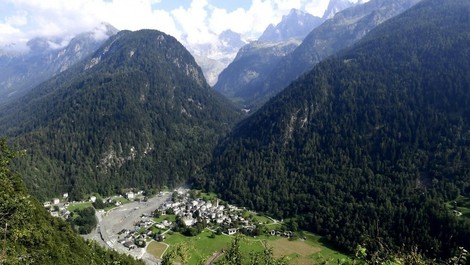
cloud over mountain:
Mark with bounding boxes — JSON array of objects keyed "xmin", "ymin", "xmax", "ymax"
[{"xmin": 0, "ymin": 0, "xmax": 365, "ymax": 53}]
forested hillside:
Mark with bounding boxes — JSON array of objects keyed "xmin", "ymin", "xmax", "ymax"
[
  {"xmin": 0, "ymin": 30, "xmax": 241, "ymax": 200},
  {"xmin": 198, "ymin": 0, "xmax": 470, "ymax": 261},
  {"xmin": 0, "ymin": 139, "xmax": 143, "ymax": 264}
]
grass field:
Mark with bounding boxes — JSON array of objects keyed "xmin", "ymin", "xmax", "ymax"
[
  {"xmin": 303, "ymin": 233, "xmax": 351, "ymax": 264},
  {"xmin": 446, "ymin": 196, "xmax": 470, "ymax": 219},
  {"xmin": 164, "ymin": 230, "xmax": 233, "ymax": 264},
  {"xmin": 268, "ymin": 237, "xmax": 321, "ymax": 258},
  {"xmin": 147, "ymin": 241, "xmax": 168, "ymax": 259},
  {"xmin": 113, "ymin": 196, "xmax": 130, "ymax": 204},
  {"xmin": 154, "ymin": 214, "xmax": 177, "ymax": 223},
  {"xmin": 67, "ymin": 202, "xmax": 93, "ymax": 212},
  {"xmin": 160, "ymin": 229, "xmax": 351, "ymax": 265},
  {"xmin": 198, "ymin": 191, "xmax": 219, "ymax": 202},
  {"xmin": 251, "ymin": 214, "xmax": 273, "ymax": 224}
]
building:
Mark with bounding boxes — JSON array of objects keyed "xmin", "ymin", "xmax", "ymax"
[
  {"xmin": 227, "ymin": 228, "xmax": 237, "ymax": 235},
  {"xmin": 126, "ymin": 191, "xmax": 135, "ymax": 200}
]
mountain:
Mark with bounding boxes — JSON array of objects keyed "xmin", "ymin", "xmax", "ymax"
[
  {"xmin": 322, "ymin": 0, "xmax": 355, "ymax": 19},
  {"xmin": 214, "ymin": 9, "xmax": 323, "ymax": 107},
  {"xmin": 0, "ymin": 139, "xmax": 143, "ymax": 264},
  {"xmin": 198, "ymin": 0, "xmax": 470, "ymax": 260},
  {"xmin": 226, "ymin": 0, "xmax": 421, "ymax": 110},
  {"xmin": 0, "ymin": 29, "xmax": 241, "ymax": 200},
  {"xmin": 214, "ymin": 40, "xmax": 300, "ymax": 106},
  {"xmin": 185, "ymin": 30, "xmax": 247, "ymax": 86},
  {"xmin": 258, "ymin": 9, "xmax": 324, "ymax": 42},
  {"xmin": 0, "ymin": 23, "xmax": 118, "ymax": 107}
]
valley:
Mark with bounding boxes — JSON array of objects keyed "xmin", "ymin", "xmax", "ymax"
[{"xmin": 1, "ymin": 0, "xmax": 470, "ymax": 264}]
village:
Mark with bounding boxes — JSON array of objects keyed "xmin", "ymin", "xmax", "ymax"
[
  {"xmin": 42, "ymin": 189, "xmax": 294, "ymax": 253},
  {"xmin": 40, "ymin": 189, "xmax": 346, "ymax": 264},
  {"xmin": 115, "ymin": 189, "xmax": 293, "ymax": 250}
]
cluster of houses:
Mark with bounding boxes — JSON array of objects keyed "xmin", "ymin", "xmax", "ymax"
[
  {"xmin": 156, "ymin": 191, "xmax": 294, "ymax": 238},
  {"xmin": 114, "ymin": 190, "xmax": 260, "ymax": 250},
  {"xmin": 43, "ymin": 193, "xmax": 71, "ymax": 219},
  {"xmin": 44, "ymin": 190, "xmax": 147, "ymax": 219},
  {"xmin": 117, "ymin": 211, "xmax": 172, "ymax": 250},
  {"xmin": 44, "ymin": 189, "xmax": 295, "ymax": 251},
  {"xmin": 116, "ymin": 217, "xmax": 156, "ymax": 250},
  {"xmin": 157, "ymin": 190, "xmax": 259, "ymax": 235}
]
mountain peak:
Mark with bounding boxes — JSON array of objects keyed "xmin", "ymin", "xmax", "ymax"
[
  {"xmin": 258, "ymin": 8, "xmax": 323, "ymax": 42},
  {"xmin": 0, "ymin": 29, "xmax": 241, "ymax": 199},
  {"xmin": 322, "ymin": 0, "xmax": 356, "ymax": 19}
]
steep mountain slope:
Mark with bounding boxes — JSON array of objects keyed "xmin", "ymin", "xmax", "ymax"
[
  {"xmin": 240, "ymin": 0, "xmax": 421, "ymax": 109},
  {"xmin": 214, "ymin": 40, "xmax": 300, "ymax": 106},
  {"xmin": 0, "ymin": 23, "xmax": 118, "ymax": 106},
  {"xmin": 0, "ymin": 139, "xmax": 143, "ymax": 265},
  {"xmin": 214, "ymin": 9, "xmax": 322, "ymax": 107},
  {"xmin": 199, "ymin": 0, "xmax": 470, "ymax": 260},
  {"xmin": 0, "ymin": 29, "xmax": 241, "ymax": 200}
]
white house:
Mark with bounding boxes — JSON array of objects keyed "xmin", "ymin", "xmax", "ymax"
[
  {"xmin": 52, "ymin": 198, "xmax": 60, "ymax": 205},
  {"xmin": 126, "ymin": 192, "xmax": 135, "ymax": 200},
  {"xmin": 90, "ymin": 196, "xmax": 97, "ymax": 203},
  {"xmin": 183, "ymin": 217, "xmax": 196, "ymax": 226}
]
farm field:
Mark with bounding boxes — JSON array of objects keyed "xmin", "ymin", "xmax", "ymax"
[
  {"xmin": 447, "ymin": 196, "xmax": 470, "ymax": 220},
  {"xmin": 67, "ymin": 202, "xmax": 93, "ymax": 212},
  {"xmin": 162, "ymin": 230, "xmax": 234, "ymax": 264},
  {"xmin": 147, "ymin": 241, "xmax": 168, "ymax": 259},
  {"xmin": 153, "ymin": 229, "xmax": 351, "ymax": 264}
]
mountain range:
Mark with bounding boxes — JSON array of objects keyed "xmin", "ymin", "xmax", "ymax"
[
  {"xmin": 199, "ymin": 0, "xmax": 470, "ymax": 260},
  {"xmin": 214, "ymin": 9, "xmax": 321, "ymax": 106},
  {"xmin": 0, "ymin": 23, "xmax": 118, "ymax": 106},
  {"xmin": 216, "ymin": 0, "xmax": 422, "ymax": 109}
]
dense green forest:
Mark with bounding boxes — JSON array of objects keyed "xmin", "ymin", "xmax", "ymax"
[
  {"xmin": 0, "ymin": 139, "xmax": 143, "ymax": 264},
  {"xmin": 0, "ymin": 30, "xmax": 241, "ymax": 201},
  {"xmin": 197, "ymin": 0, "xmax": 470, "ymax": 261}
]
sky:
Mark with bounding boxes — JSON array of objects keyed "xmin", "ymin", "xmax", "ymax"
[{"xmin": 0, "ymin": 0, "xmax": 359, "ymax": 52}]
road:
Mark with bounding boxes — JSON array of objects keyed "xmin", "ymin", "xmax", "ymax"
[{"xmin": 84, "ymin": 192, "xmax": 171, "ymax": 264}]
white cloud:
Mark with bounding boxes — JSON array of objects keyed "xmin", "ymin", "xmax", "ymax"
[
  {"xmin": 0, "ymin": 0, "xmax": 345, "ymax": 52},
  {"xmin": 171, "ymin": 0, "xmax": 215, "ymax": 44},
  {"xmin": 305, "ymin": 0, "xmax": 330, "ymax": 17}
]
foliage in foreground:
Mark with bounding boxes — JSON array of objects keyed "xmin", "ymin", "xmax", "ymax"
[{"xmin": 0, "ymin": 139, "xmax": 143, "ymax": 265}]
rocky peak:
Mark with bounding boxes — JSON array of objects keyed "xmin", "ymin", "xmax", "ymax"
[{"xmin": 258, "ymin": 9, "xmax": 324, "ymax": 42}]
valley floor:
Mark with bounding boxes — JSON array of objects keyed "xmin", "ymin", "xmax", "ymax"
[
  {"xmin": 84, "ymin": 192, "xmax": 172, "ymax": 264},
  {"xmin": 82, "ymin": 189, "xmax": 350, "ymax": 264}
]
